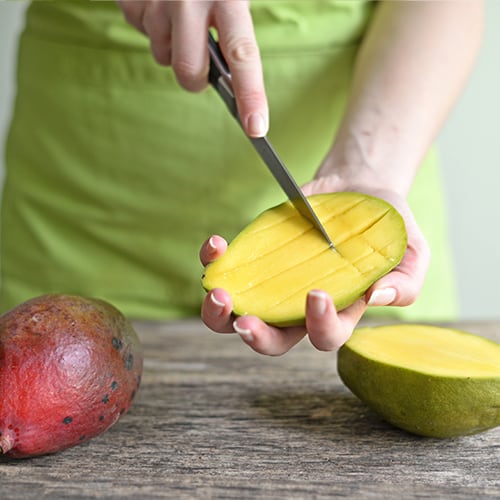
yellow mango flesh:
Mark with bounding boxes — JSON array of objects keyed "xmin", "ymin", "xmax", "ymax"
[
  {"xmin": 202, "ymin": 192, "xmax": 407, "ymax": 326},
  {"xmin": 338, "ymin": 324, "xmax": 500, "ymax": 437}
]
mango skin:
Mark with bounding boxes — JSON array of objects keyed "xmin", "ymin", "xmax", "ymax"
[
  {"xmin": 0, "ymin": 294, "xmax": 143, "ymax": 458},
  {"xmin": 202, "ymin": 192, "xmax": 407, "ymax": 326},
  {"xmin": 338, "ymin": 325, "xmax": 500, "ymax": 438}
]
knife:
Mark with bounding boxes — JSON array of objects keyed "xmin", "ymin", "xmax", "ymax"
[{"xmin": 207, "ymin": 32, "xmax": 335, "ymax": 250}]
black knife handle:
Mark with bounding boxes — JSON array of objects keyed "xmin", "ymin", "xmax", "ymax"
[{"xmin": 208, "ymin": 31, "xmax": 239, "ymax": 120}]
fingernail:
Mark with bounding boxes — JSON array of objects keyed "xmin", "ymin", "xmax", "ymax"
[
  {"xmin": 367, "ymin": 288, "xmax": 397, "ymax": 306},
  {"xmin": 308, "ymin": 290, "xmax": 328, "ymax": 315},
  {"xmin": 210, "ymin": 293, "xmax": 225, "ymax": 308},
  {"xmin": 233, "ymin": 321, "xmax": 254, "ymax": 343},
  {"xmin": 208, "ymin": 236, "xmax": 217, "ymax": 250},
  {"xmin": 247, "ymin": 112, "xmax": 267, "ymax": 137}
]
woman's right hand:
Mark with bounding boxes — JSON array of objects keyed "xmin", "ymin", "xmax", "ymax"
[{"xmin": 117, "ymin": 0, "xmax": 268, "ymax": 137}]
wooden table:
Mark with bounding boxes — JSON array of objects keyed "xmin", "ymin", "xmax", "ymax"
[{"xmin": 1, "ymin": 319, "xmax": 499, "ymax": 499}]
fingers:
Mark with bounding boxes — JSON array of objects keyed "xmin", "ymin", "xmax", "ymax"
[
  {"xmin": 118, "ymin": 1, "xmax": 148, "ymax": 34},
  {"xmin": 203, "ymin": 288, "xmax": 366, "ymax": 356},
  {"xmin": 200, "ymin": 236, "xmax": 231, "ymax": 331},
  {"xmin": 199, "ymin": 235, "xmax": 227, "ymax": 266},
  {"xmin": 118, "ymin": 0, "xmax": 268, "ymax": 137},
  {"xmin": 142, "ymin": 2, "xmax": 173, "ymax": 66},
  {"xmin": 305, "ymin": 291, "xmax": 367, "ymax": 351},
  {"xmin": 214, "ymin": 3, "xmax": 268, "ymax": 137},
  {"xmin": 201, "ymin": 232, "xmax": 307, "ymax": 354},
  {"xmin": 366, "ymin": 254, "xmax": 430, "ymax": 307},
  {"xmin": 201, "ymin": 289, "xmax": 304, "ymax": 357},
  {"xmin": 201, "ymin": 288, "xmax": 307, "ymax": 355},
  {"xmin": 306, "ymin": 184, "xmax": 432, "ymax": 312},
  {"xmin": 119, "ymin": 1, "xmax": 173, "ymax": 65},
  {"xmin": 201, "ymin": 188, "xmax": 430, "ymax": 355},
  {"xmin": 232, "ymin": 316, "xmax": 307, "ymax": 356},
  {"xmin": 366, "ymin": 211, "xmax": 431, "ymax": 308},
  {"xmin": 201, "ymin": 288, "xmax": 234, "ymax": 333},
  {"xmin": 170, "ymin": 2, "xmax": 211, "ymax": 91},
  {"xmin": 119, "ymin": 1, "xmax": 211, "ymax": 89}
]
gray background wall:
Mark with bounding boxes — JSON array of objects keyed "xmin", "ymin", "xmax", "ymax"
[{"xmin": 1, "ymin": 1, "xmax": 499, "ymax": 320}]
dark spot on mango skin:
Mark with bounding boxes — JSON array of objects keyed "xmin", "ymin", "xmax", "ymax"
[
  {"xmin": 102, "ymin": 394, "xmax": 109, "ymax": 404},
  {"xmin": 111, "ymin": 381, "xmax": 119, "ymax": 391},
  {"xmin": 125, "ymin": 353, "xmax": 134, "ymax": 370},
  {"xmin": 99, "ymin": 415, "xmax": 105, "ymax": 422},
  {"xmin": 112, "ymin": 337, "xmax": 123, "ymax": 350},
  {"xmin": 62, "ymin": 416, "xmax": 73, "ymax": 424}
]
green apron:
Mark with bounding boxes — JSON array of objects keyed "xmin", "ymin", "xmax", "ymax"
[{"xmin": 1, "ymin": 0, "xmax": 457, "ymax": 321}]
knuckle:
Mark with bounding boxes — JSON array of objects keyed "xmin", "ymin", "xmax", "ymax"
[
  {"xmin": 172, "ymin": 59, "xmax": 207, "ymax": 92},
  {"xmin": 225, "ymin": 37, "xmax": 259, "ymax": 66},
  {"xmin": 150, "ymin": 44, "xmax": 171, "ymax": 66},
  {"xmin": 172, "ymin": 58, "xmax": 196, "ymax": 79}
]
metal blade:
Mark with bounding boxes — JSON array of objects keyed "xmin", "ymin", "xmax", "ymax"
[
  {"xmin": 249, "ymin": 137, "xmax": 335, "ymax": 250},
  {"xmin": 208, "ymin": 32, "xmax": 335, "ymax": 249}
]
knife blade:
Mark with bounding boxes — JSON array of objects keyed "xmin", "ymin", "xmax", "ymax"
[{"xmin": 207, "ymin": 32, "xmax": 335, "ymax": 250}]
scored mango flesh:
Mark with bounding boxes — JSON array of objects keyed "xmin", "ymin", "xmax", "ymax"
[
  {"xmin": 202, "ymin": 192, "xmax": 407, "ymax": 326},
  {"xmin": 338, "ymin": 324, "xmax": 500, "ymax": 437}
]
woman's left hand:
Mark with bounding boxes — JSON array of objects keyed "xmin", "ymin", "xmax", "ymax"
[
  {"xmin": 199, "ymin": 178, "xmax": 430, "ymax": 356},
  {"xmin": 200, "ymin": 234, "xmax": 368, "ymax": 355}
]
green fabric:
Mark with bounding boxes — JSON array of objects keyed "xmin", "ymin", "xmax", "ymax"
[{"xmin": 1, "ymin": 0, "xmax": 456, "ymax": 321}]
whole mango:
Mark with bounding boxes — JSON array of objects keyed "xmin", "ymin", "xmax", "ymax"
[{"xmin": 0, "ymin": 294, "xmax": 143, "ymax": 458}]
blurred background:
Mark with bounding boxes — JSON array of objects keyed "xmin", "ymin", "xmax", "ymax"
[{"xmin": 1, "ymin": 1, "xmax": 499, "ymax": 320}]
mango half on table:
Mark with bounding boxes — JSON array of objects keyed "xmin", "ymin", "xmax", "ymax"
[
  {"xmin": 338, "ymin": 324, "xmax": 500, "ymax": 438},
  {"xmin": 202, "ymin": 192, "xmax": 407, "ymax": 326}
]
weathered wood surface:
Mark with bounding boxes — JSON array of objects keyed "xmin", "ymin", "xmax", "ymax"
[{"xmin": 1, "ymin": 319, "xmax": 499, "ymax": 499}]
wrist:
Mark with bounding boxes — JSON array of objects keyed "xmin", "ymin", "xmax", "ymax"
[{"xmin": 316, "ymin": 114, "xmax": 420, "ymax": 198}]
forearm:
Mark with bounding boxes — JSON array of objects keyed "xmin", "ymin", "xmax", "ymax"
[{"xmin": 317, "ymin": 0, "xmax": 484, "ymax": 196}]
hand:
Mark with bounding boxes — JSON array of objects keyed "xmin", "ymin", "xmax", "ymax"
[
  {"xmin": 200, "ymin": 235, "xmax": 368, "ymax": 356},
  {"xmin": 117, "ymin": 0, "xmax": 268, "ymax": 137},
  {"xmin": 301, "ymin": 176, "xmax": 431, "ymax": 309},
  {"xmin": 199, "ymin": 181, "xmax": 430, "ymax": 356}
]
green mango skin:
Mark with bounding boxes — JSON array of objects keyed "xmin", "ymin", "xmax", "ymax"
[{"xmin": 338, "ymin": 327, "xmax": 500, "ymax": 438}]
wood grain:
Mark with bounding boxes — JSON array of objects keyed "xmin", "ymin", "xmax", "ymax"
[{"xmin": 1, "ymin": 319, "xmax": 499, "ymax": 499}]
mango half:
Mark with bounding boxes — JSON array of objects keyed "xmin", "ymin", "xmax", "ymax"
[
  {"xmin": 338, "ymin": 324, "xmax": 500, "ymax": 438},
  {"xmin": 202, "ymin": 192, "xmax": 407, "ymax": 326}
]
